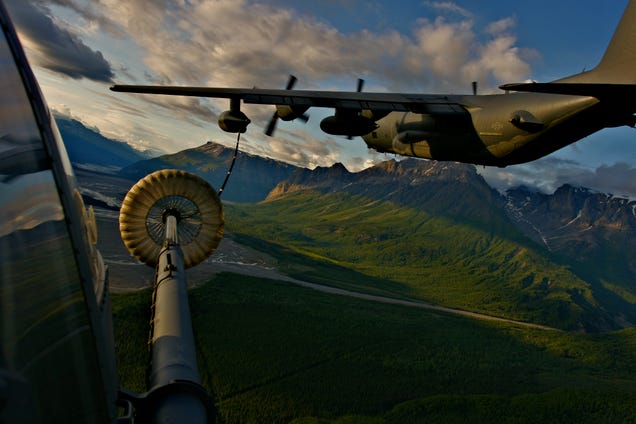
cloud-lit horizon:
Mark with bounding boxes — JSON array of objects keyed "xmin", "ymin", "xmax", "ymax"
[{"xmin": 5, "ymin": 0, "xmax": 635, "ymax": 198}]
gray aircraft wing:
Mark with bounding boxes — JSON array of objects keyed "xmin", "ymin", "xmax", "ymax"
[{"xmin": 110, "ymin": 84, "xmax": 463, "ymax": 113}]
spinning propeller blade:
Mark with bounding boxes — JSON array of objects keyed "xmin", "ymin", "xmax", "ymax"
[
  {"xmin": 347, "ymin": 78, "xmax": 365, "ymax": 140},
  {"xmin": 265, "ymin": 75, "xmax": 298, "ymax": 136}
]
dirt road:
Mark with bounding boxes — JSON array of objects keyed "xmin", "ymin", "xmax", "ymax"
[{"xmin": 208, "ymin": 261, "xmax": 560, "ymax": 332}]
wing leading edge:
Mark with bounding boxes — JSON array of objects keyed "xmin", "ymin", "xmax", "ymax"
[{"xmin": 110, "ymin": 84, "xmax": 462, "ymax": 113}]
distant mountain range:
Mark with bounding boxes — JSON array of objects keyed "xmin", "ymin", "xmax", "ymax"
[
  {"xmin": 119, "ymin": 141, "xmax": 295, "ymax": 202},
  {"xmin": 55, "ymin": 115, "xmax": 151, "ymax": 169},
  {"xmin": 59, "ymin": 117, "xmax": 636, "ymax": 331}
]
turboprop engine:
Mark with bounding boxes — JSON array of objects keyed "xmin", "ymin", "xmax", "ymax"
[
  {"xmin": 275, "ymin": 104, "xmax": 310, "ymax": 122},
  {"xmin": 320, "ymin": 112, "xmax": 377, "ymax": 137},
  {"xmin": 218, "ymin": 110, "xmax": 250, "ymax": 133},
  {"xmin": 320, "ymin": 106, "xmax": 390, "ymax": 137},
  {"xmin": 218, "ymin": 97, "xmax": 251, "ymax": 133},
  {"xmin": 264, "ymin": 75, "xmax": 310, "ymax": 136}
]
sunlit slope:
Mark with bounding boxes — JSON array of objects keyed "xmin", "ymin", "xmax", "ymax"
[
  {"xmin": 227, "ymin": 192, "xmax": 600, "ymax": 330},
  {"xmin": 226, "ymin": 160, "xmax": 633, "ymax": 331}
]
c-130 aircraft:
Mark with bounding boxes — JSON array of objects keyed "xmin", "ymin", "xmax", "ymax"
[
  {"xmin": 112, "ymin": 1, "xmax": 636, "ymax": 168},
  {"xmin": 1, "ymin": 2, "xmax": 634, "ymax": 423}
]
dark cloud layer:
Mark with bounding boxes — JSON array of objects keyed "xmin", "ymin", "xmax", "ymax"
[
  {"xmin": 480, "ymin": 158, "xmax": 636, "ymax": 199},
  {"xmin": 555, "ymin": 162, "xmax": 636, "ymax": 198},
  {"xmin": 5, "ymin": 1, "xmax": 114, "ymax": 82}
]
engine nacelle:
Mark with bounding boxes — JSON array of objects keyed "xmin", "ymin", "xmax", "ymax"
[
  {"xmin": 276, "ymin": 105, "xmax": 310, "ymax": 122},
  {"xmin": 218, "ymin": 110, "xmax": 251, "ymax": 133},
  {"xmin": 360, "ymin": 109, "xmax": 390, "ymax": 122},
  {"xmin": 320, "ymin": 114, "xmax": 377, "ymax": 137}
]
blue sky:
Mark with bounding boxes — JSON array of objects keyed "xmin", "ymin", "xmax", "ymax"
[{"xmin": 5, "ymin": 0, "xmax": 636, "ymax": 198}]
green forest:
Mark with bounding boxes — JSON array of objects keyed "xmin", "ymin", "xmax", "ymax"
[
  {"xmin": 111, "ymin": 184, "xmax": 636, "ymax": 422},
  {"xmin": 225, "ymin": 191, "xmax": 623, "ymax": 332},
  {"xmin": 113, "ymin": 273, "xmax": 636, "ymax": 423}
]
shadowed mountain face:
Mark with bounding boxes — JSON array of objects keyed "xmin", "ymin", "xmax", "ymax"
[
  {"xmin": 506, "ymin": 185, "xmax": 636, "ymax": 313},
  {"xmin": 506, "ymin": 185, "xmax": 636, "ymax": 257},
  {"xmin": 56, "ymin": 116, "xmax": 149, "ymax": 168}
]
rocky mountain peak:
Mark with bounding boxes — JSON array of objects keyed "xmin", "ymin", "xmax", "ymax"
[
  {"xmin": 363, "ymin": 159, "xmax": 483, "ymax": 187},
  {"xmin": 311, "ymin": 162, "xmax": 351, "ymax": 178},
  {"xmin": 196, "ymin": 141, "xmax": 231, "ymax": 157},
  {"xmin": 505, "ymin": 183, "xmax": 636, "ymax": 295}
]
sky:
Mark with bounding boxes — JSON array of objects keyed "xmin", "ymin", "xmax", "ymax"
[{"xmin": 5, "ymin": 0, "xmax": 636, "ymax": 198}]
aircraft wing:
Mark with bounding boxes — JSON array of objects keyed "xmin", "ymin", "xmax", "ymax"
[
  {"xmin": 110, "ymin": 84, "xmax": 462, "ymax": 113},
  {"xmin": 500, "ymin": 82, "xmax": 636, "ymax": 100}
]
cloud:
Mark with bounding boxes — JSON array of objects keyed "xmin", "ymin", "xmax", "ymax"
[
  {"xmin": 345, "ymin": 154, "xmax": 385, "ymax": 172},
  {"xmin": 478, "ymin": 158, "xmax": 574, "ymax": 194},
  {"xmin": 5, "ymin": 1, "xmax": 114, "ymax": 82},
  {"xmin": 88, "ymin": 0, "xmax": 534, "ymax": 92},
  {"xmin": 403, "ymin": 18, "xmax": 474, "ymax": 84},
  {"xmin": 479, "ymin": 158, "xmax": 636, "ymax": 199},
  {"xmin": 36, "ymin": 0, "xmax": 126, "ymax": 37},
  {"xmin": 24, "ymin": 0, "xmax": 538, "ymax": 171},
  {"xmin": 555, "ymin": 163, "xmax": 636, "ymax": 199},
  {"xmin": 485, "ymin": 17, "xmax": 516, "ymax": 35},
  {"xmin": 423, "ymin": 1, "xmax": 473, "ymax": 19},
  {"xmin": 23, "ymin": 0, "xmax": 536, "ymax": 93},
  {"xmin": 240, "ymin": 125, "xmax": 343, "ymax": 170},
  {"xmin": 119, "ymin": 92, "xmax": 218, "ymax": 127}
]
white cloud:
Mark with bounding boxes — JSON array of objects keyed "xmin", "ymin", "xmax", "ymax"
[
  {"xmin": 25, "ymin": 0, "xmax": 537, "ymax": 170},
  {"xmin": 485, "ymin": 17, "xmax": 516, "ymax": 35},
  {"xmin": 478, "ymin": 159, "xmax": 636, "ymax": 199},
  {"xmin": 83, "ymin": 0, "xmax": 534, "ymax": 93},
  {"xmin": 423, "ymin": 1, "xmax": 473, "ymax": 19}
]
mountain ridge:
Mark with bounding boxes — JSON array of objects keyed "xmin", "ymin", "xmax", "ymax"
[
  {"xmin": 119, "ymin": 141, "xmax": 296, "ymax": 202},
  {"xmin": 62, "ymin": 119, "xmax": 636, "ymax": 330},
  {"xmin": 55, "ymin": 115, "xmax": 150, "ymax": 168}
]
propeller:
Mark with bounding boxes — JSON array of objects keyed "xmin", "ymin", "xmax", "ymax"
[
  {"xmin": 347, "ymin": 78, "xmax": 365, "ymax": 139},
  {"xmin": 357, "ymin": 77, "xmax": 364, "ymax": 93},
  {"xmin": 265, "ymin": 75, "xmax": 299, "ymax": 136}
]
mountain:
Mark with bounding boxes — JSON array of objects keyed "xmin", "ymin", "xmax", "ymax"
[
  {"xmin": 227, "ymin": 159, "xmax": 636, "ymax": 332},
  {"xmin": 55, "ymin": 115, "xmax": 150, "ymax": 169},
  {"xmin": 506, "ymin": 184, "xmax": 636, "ymax": 258},
  {"xmin": 506, "ymin": 184, "xmax": 636, "ymax": 321},
  {"xmin": 119, "ymin": 141, "xmax": 298, "ymax": 202},
  {"xmin": 63, "ymin": 123, "xmax": 636, "ymax": 331},
  {"xmin": 270, "ymin": 159, "xmax": 508, "ymax": 228}
]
